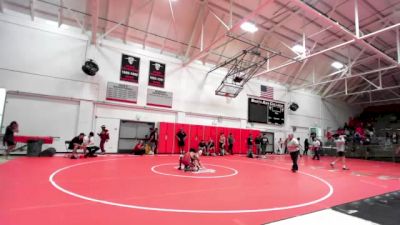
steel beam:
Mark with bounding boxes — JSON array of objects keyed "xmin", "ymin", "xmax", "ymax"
[
  {"xmin": 143, "ymin": 0, "xmax": 155, "ymax": 49},
  {"xmin": 0, "ymin": 0, "xmax": 4, "ymax": 13},
  {"xmin": 229, "ymin": 0, "xmax": 233, "ymax": 28},
  {"xmin": 254, "ymin": 9, "xmax": 400, "ymax": 80},
  {"xmin": 184, "ymin": 0, "xmax": 273, "ymax": 66},
  {"xmin": 184, "ymin": 4, "xmax": 204, "ymax": 59},
  {"xmin": 397, "ymin": 28, "xmax": 400, "ymax": 63},
  {"xmin": 329, "ymin": 84, "xmax": 400, "ymax": 98},
  {"xmin": 294, "ymin": 0, "xmax": 400, "ymax": 65},
  {"xmin": 355, "ymin": 97, "xmax": 400, "ymax": 105},
  {"xmin": 123, "ymin": 0, "xmax": 133, "ymax": 43},
  {"xmin": 160, "ymin": 20, "xmax": 173, "ymax": 54},
  {"xmin": 123, "ymin": 0, "xmax": 152, "ymax": 43},
  {"xmin": 90, "ymin": 0, "xmax": 99, "ymax": 45},
  {"xmin": 354, "ymin": 0, "xmax": 360, "ymax": 38},
  {"xmin": 360, "ymin": 76, "xmax": 380, "ymax": 89},
  {"xmin": 30, "ymin": 0, "xmax": 35, "ymax": 21},
  {"xmin": 208, "ymin": 6, "xmax": 229, "ymax": 30},
  {"xmin": 292, "ymin": 65, "xmax": 397, "ymax": 91},
  {"xmin": 58, "ymin": 0, "xmax": 63, "ymax": 27}
]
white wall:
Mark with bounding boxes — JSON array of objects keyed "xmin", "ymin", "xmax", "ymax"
[
  {"xmin": 0, "ymin": 11, "xmax": 362, "ymax": 151},
  {"xmin": 2, "ymin": 94, "xmax": 80, "ymax": 151}
]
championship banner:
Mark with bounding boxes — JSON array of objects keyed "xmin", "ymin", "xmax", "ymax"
[
  {"xmin": 146, "ymin": 88, "xmax": 173, "ymax": 108},
  {"xmin": 120, "ymin": 54, "xmax": 140, "ymax": 83},
  {"xmin": 148, "ymin": 60, "xmax": 166, "ymax": 88},
  {"xmin": 106, "ymin": 82, "xmax": 138, "ymax": 104}
]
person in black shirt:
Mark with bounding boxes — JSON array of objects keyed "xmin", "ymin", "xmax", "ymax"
[
  {"xmin": 260, "ymin": 134, "xmax": 269, "ymax": 158},
  {"xmin": 68, "ymin": 133, "xmax": 85, "ymax": 159},
  {"xmin": 198, "ymin": 140, "xmax": 207, "ymax": 155},
  {"xmin": 149, "ymin": 128, "xmax": 158, "ymax": 154},
  {"xmin": 176, "ymin": 128, "xmax": 187, "ymax": 155},
  {"xmin": 228, "ymin": 133, "xmax": 234, "ymax": 154},
  {"xmin": 247, "ymin": 134, "xmax": 254, "ymax": 158},
  {"xmin": 255, "ymin": 134, "xmax": 262, "ymax": 157},
  {"xmin": 303, "ymin": 138, "xmax": 310, "ymax": 155},
  {"xmin": 2, "ymin": 121, "xmax": 19, "ymax": 159}
]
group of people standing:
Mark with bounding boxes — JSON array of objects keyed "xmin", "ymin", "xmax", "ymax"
[
  {"xmin": 285, "ymin": 133, "xmax": 349, "ymax": 173},
  {"xmin": 176, "ymin": 128, "xmax": 236, "ymax": 156},
  {"xmin": 246, "ymin": 133, "xmax": 270, "ymax": 158}
]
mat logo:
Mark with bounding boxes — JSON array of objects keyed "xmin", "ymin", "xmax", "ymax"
[{"xmin": 194, "ymin": 168, "xmax": 216, "ymax": 174}]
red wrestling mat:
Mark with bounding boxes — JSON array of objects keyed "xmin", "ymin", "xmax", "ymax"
[{"xmin": 0, "ymin": 155, "xmax": 399, "ymax": 225}]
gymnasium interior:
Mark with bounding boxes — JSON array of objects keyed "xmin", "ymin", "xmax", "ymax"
[{"xmin": 0, "ymin": 0, "xmax": 399, "ymax": 224}]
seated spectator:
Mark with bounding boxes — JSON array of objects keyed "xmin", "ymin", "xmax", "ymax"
[
  {"xmin": 132, "ymin": 140, "xmax": 146, "ymax": 155},
  {"xmin": 83, "ymin": 132, "xmax": 100, "ymax": 157},
  {"xmin": 133, "ymin": 140, "xmax": 145, "ymax": 155},
  {"xmin": 198, "ymin": 140, "xmax": 207, "ymax": 154},
  {"xmin": 68, "ymin": 133, "xmax": 85, "ymax": 159},
  {"xmin": 207, "ymin": 139, "xmax": 216, "ymax": 156}
]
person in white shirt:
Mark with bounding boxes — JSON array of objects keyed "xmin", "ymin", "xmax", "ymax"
[
  {"xmin": 312, "ymin": 138, "xmax": 321, "ymax": 160},
  {"xmin": 83, "ymin": 132, "xmax": 100, "ymax": 157},
  {"xmin": 330, "ymin": 135, "xmax": 349, "ymax": 170},
  {"xmin": 287, "ymin": 134, "xmax": 300, "ymax": 172}
]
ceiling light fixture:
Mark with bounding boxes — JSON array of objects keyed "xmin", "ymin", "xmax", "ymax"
[
  {"xmin": 240, "ymin": 22, "xmax": 258, "ymax": 33},
  {"xmin": 291, "ymin": 44, "xmax": 305, "ymax": 55},
  {"xmin": 331, "ymin": 61, "xmax": 344, "ymax": 69}
]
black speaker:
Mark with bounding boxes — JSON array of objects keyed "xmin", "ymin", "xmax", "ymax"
[
  {"xmin": 82, "ymin": 59, "xmax": 99, "ymax": 76},
  {"xmin": 289, "ymin": 102, "xmax": 299, "ymax": 111}
]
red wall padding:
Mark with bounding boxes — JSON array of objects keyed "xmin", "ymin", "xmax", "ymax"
[{"xmin": 158, "ymin": 122, "xmax": 262, "ymax": 154}]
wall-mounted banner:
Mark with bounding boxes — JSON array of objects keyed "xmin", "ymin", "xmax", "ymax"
[
  {"xmin": 106, "ymin": 82, "xmax": 138, "ymax": 104},
  {"xmin": 148, "ymin": 60, "xmax": 166, "ymax": 88},
  {"xmin": 120, "ymin": 54, "xmax": 140, "ymax": 83},
  {"xmin": 146, "ymin": 88, "xmax": 173, "ymax": 108}
]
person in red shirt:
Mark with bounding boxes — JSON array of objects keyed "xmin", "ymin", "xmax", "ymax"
[
  {"xmin": 97, "ymin": 125, "xmax": 109, "ymax": 155},
  {"xmin": 132, "ymin": 140, "xmax": 145, "ymax": 155}
]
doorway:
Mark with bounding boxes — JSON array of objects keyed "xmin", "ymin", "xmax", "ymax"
[{"xmin": 118, "ymin": 120, "xmax": 155, "ymax": 153}]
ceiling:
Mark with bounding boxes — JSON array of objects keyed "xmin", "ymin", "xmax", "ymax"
[{"xmin": 2, "ymin": 0, "xmax": 400, "ymax": 105}]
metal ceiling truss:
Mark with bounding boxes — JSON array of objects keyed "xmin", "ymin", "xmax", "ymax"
[
  {"xmin": 254, "ymin": 0, "xmax": 400, "ymax": 83},
  {"xmin": 184, "ymin": 0, "xmax": 274, "ymax": 66}
]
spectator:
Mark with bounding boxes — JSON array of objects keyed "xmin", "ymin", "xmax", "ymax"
[
  {"xmin": 83, "ymin": 132, "xmax": 100, "ymax": 157},
  {"xmin": 2, "ymin": 121, "xmax": 19, "ymax": 160},
  {"xmin": 68, "ymin": 133, "xmax": 85, "ymax": 159},
  {"xmin": 219, "ymin": 133, "xmax": 226, "ymax": 155},
  {"xmin": 132, "ymin": 140, "xmax": 145, "ymax": 155},
  {"xmin": 149, "ymin": 128, "xmax": 158, "ymax": 154},
  {"xmin": 98, "ymin": 125, "xmax": 109, "ymax": 155},
  {"xmin": 247, "ymin": 134, "xmax": 254, "ymax": 158},
  {"xmin": 255, "ymin": 134, "xmax": 262, "ymax": 157},
  {"xmin": 176, "ymin": 128, "xmax": 187, "ymax": 155},
  {"xmin": 303, "ymin": 138, "xmax": 309, "ymax": 156},
  {"xmin": 260, "ymin": 134, "xmax": 269, "ymax": 158},
  {"xmin": 207, "ymin": 138, "xmax": 215, "ymax": 156},
  {"xmin": 312, "ymin": 137, "xmax": 321, "ymax": 160},
  {"xmin": 228, "ymin": 133, "xmax": 234, "ymax": 154}
]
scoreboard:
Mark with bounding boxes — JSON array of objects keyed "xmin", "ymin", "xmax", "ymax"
[{"xmin": 248, "ymin": 97, "xmax": 285, "ymax": 125}]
